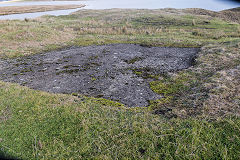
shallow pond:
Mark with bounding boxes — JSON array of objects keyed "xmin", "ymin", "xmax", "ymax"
[{"xmin": 0, "ymin": 0, "xmax": 239, "ymax": 20}]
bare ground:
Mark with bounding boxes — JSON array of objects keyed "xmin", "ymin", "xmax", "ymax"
[{"xmin": 0, "ymin": 44, "xmax": 199, "ymax": 107}]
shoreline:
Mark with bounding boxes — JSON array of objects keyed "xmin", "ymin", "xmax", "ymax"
[
  {"xmin": 0, "ymin": 0, "xmax": 86, "ymax": 3},
  {"xmin": 0, "ymin": 0, "xmax": 22, "ymax": 3},
  {"xmin": 0, "ymin": 4, "xmax": 85, "ymax": 15}
]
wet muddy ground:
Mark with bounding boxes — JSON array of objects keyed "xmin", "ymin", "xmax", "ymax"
[{"xmin": 0, "ymin": 44, "xmax": 199, "ymax": 107}]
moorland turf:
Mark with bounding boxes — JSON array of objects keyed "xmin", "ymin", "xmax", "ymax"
[{"xmin": 0, "ymin": 8, "xmax": 240, "ymax": 159}]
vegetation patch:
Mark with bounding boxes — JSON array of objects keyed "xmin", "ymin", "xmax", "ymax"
[
  {"xmin": 149, "ymin": 72, "xmax": 208, "ymax": 118},
  {"xmin": 148, "ymin": 40, "xmax": 240, "ymax": 118},
  {"xmin": 132, "ymin": 68, "xmax": 159, "ymax": 79},
  {"xmin": 0, "ymin": 9, "xmax": 239, "ymax": 58},
  {"xmin": 0, "ymin": 81, "xmax": 240, "ymax": 159},
  {"xmin": 124, "ymin": 56, "xmax": 143, "ymax": 64}
]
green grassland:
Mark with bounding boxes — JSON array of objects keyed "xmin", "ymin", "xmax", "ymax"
[
  {"xmin": 0, "ymin": 9, "xmax": 240, "ymax": 159},
  {"xmin": 0, "ymin": 9, "xmax": 239, "ymax": 58}
]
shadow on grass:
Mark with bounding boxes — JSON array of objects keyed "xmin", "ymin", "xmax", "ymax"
[{"xmin": 0, "ymin": 152, "xmax": 20, "ymax": 160}]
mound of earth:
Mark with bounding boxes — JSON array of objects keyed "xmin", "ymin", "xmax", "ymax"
[
  {"xmin": 185, "ymin": 8, "xmax": 240, "ymax": 23},
  {"xmin": 0, "ymin": 44, "xmax": 199, "ymax": 107}
]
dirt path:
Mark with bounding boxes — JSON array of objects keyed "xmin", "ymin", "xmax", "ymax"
[{"xmin": 0, "ymin": 44, "xmax": 199, "ymax": 107}]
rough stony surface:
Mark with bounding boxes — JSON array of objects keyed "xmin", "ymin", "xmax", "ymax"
[{"xmin": 0, "ymin": 44, "xmax": 199, "ymax": 107}]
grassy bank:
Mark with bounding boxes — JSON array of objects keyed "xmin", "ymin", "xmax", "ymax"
[
  {"xmin": 0, "ymin": 5, "xmax": 85, "ymax": 16},
  {"xmin": 0, "ymin": 9, "xmax": 240, "ymax": 159},
  {"xmin": 0, "ymin": 9, "xmax": 239, "ymax": 58}
]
